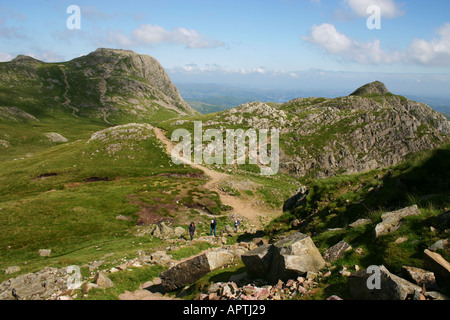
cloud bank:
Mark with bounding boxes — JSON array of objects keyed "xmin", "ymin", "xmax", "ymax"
[
  {"xmin": 303, "ymin": 22, "xmax": 450, "ymax": 66},
  {"xmin": 109, "ymin": 24, "xmax": 224, "ymax": 49}
]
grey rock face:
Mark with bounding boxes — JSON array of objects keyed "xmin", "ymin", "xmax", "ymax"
[
  {"xmin": 348, "ymin": 265, "xmax": 421, "ymax": 300},
  {"xmin": 241, "ymin": 244, "xmax": 273, "ymax": 279},
  {"xmin": 160, "ymin": 247, "xmax": 236, "ymax": 291},
  {"xmin": 241, "ymin": 232, "xmax": 325, "ymax": 283}
]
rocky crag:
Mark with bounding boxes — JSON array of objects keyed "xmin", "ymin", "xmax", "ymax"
[
  {"xmin": 188, "ymin": 81, "xmax": 449, "ymax": 178},
  {"xmin": 0, "ymin": 48, "xmax": 197, "ymax": 124}
]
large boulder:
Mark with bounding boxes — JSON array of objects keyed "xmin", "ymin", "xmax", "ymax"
[
  {"xmin": 204, "ymin": 248, "xmax": 235, "ymax": 270},
  {"xmin": 374, "ymin": 205, "xmax": 420, "ymax": 238},
  {"xmin": 160, "ymin": 254, "xmax": 211, "ymax": 291},
  {"xmin": 423, "ymin": 249, "xmax": 450, "ymax": 283},
  {"xmin": 241, "ymin": 244, "xmax": 273, "ymax": 279},
  {"xmin": 242, "ymin": 232, "xmax": 325, "ymax": 283},
  {"xmin": 348, "ymin": 265, "xmax": 421, "ymax": 300},
  {"xmin": 160, "ymin": 247, "xmax": 235, "ymax": 291},
  {"xmin": 270, "ymin": 232, "xmax": 325, "ymax": 282}
]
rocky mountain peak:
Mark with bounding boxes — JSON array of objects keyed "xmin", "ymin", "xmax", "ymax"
[
  {"xmin": 349, "ymin": 81, "xmax": 390, "ymax": 96},
  {"xmin": 10, "ymin": 55, "xmax": 42, "ymax": 66}
]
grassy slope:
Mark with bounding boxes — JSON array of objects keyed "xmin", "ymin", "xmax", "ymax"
[
  {"xmin": 267, "ymin": 143, "xmax": 450, "ymax": 298},
  {"xmin": 0, "ymin": 123, "xmax": 229, "ymax": 283}
]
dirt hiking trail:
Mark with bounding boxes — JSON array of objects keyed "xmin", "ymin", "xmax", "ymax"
[{"xmin": 153, "ymin": 127, "xmax": 281, "ymax": 227}]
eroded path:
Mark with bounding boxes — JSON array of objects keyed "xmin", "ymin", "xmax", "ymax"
[{"xmin": 153, "ymin": 127, "xmax": 280, "ymax": 227}]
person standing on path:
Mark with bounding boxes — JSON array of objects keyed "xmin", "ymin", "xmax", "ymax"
[
  {"xmin": 188, "ymin": 222, "xmax": 196, "ymax": 241},
  {"xmin": 210, "ymin": 219, "xmax": 217, "ymax": 236},
  {"xmin": 234, "ymin": 219, "xmax": 240, "ymax": 233}
]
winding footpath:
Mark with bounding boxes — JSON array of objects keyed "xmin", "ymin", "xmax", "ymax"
[{"xmin": 153, "ymin": 127, "xmax": 281, "ymax": 227}]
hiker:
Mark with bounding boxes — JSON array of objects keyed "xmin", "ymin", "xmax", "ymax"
[
  {"xmin": 234, "ymin": 219, "xmax": 240, "ymax": 232},
  {"xmin": 210, "ymin": 219, "xmax": 217, "ymax": 236},
  {"xmin": 188, "ymin": 222, "xmax": 196, "ymax": 240}
]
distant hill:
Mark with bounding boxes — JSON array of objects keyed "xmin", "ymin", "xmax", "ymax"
[
  {"xmin": 0, "ymin": 48, "xmax": 197, "ymax": 124},
  {"xmin": 167, "ymin": 81, "xmax": 450, "ymax": 179},
  {"xmin": 0, "ymin": 48, "xmax": 198, "ymax": 161}
]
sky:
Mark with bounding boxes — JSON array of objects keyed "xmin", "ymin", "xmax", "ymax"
[{"xmin": 1, "ymin": 0, "xmax": 450, "ymax": 98}]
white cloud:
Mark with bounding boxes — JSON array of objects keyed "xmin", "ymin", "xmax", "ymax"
[
  {"xmin": 169, "ymin": 64, "xmax": 289, "ymax": 77},
  {"xmin": 405, "ymin": 23, "xmax": 450, "ymax": 66},
  {"xmin": 0, "ymin": 51, "xmax": 12, "ymax": 62},
  {"xmin": 344, "ymin": 0, "xmax": 405, "ymax": 18},
  {"xmin": 303, "ymin": 22, "xmax": 450, "ymax": 67},
  {"xmin": 109, "ymin": 24, "xmax": 224, "ymax": 49},
  {"xmin": 302, "ymin": 23, "xmax": 400, "ymax": 64}
]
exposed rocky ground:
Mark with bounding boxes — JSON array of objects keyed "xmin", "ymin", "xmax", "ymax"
[
  {"xmin": 2, "ymin": 208, "xmax": 447, "ymax": 300},
  {"xmin": 182, "ymin": 81, "xmax": 449, "ymax": 179}
]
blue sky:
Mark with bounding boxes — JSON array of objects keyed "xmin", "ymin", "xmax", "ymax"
[{"xmin": 1, "ymin": 0, "xmax": 450, "ymax": 97}]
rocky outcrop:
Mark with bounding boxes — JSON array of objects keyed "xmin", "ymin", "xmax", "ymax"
[
  {"xmin": 242, "ymin": 232, "xmax": 325, "ymax": 283},
  {"xmin": 191, "ymin": 81, "xmax": 449, "ymax": 179},
  {"xmin": 423, "ymin": 249, "xmax": 450, "ymax": 283},
  {"xmin": 0, "ymin": 48, "xmax": 197, "ymax": 123},
  {"xmin": 160, "ymin": 246, "xmax": 245, "ymax": 291},
  {"xmin": 349, "ymin": 81, "xmax": 390, "ymax": 96},
  {"xmin": 0, "ymin": 267, "xmax": 75, "ymax": 300},
  {"xmin": 374, "ymin": 205, "xmax": 420, "ymax": 238},
  {"xmin": 348, "ymin": 265, "xmax": 422, "ymax": 300},
  {"xmin": 241, "ymin": 244, "xmax": 273, "ymax": 279},
  {"xmin": 200, "ymin": 276, "xmax": 320, "ymax": 300}
]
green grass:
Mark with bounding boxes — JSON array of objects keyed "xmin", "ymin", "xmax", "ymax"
[
  {"xmin": 264, "ymin": 143, "xmax": 450, "ymax": 298},
  {"xmin": 0, "ymin": 122, "xmax": 231, "ymax": 282}
]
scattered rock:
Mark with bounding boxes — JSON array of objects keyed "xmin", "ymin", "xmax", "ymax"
[
  {"xmin": 4, "ymin": 266, "xmax": 21, "ymax": 275},
  {"xmin": 429, "ymin": 239, "xmax": 449, "ymax": 251},
  {"xmin": 45, "ymin": 132, "xmax": 68, "ymax": 143},
  {"xmin": 424, "ymin": 291, "xmax": 449, "ymax": 300},
  {"xmin": 374, "ymin": 205, "xmax": 420, "ymax": 238},
  {"xmin": 394, "ymin": 236, "xmax": 409, "ymax": 244},
  {"xmin": 0, "ymin": 267, "xmax": 74, "ymax": 300},
  {"xmin": 423, "ymin": 249, "xmax": 450, "ymax": 283},
  {"xmin": 327, "ymin": 295, "xmax": 343, "ymax": 300},
  {"xmin": 349, "ymin": 219, "xmax": 371, "ymax": 228},
  {"xmin": 348, "ymin": 265, "xmax": 421, "ymax": 300},
  {"xmin": 322, "ymin": 241, "xmax": 352, "ymax": 262},
  {"xmin": 402, "ymin": 266, "xmax": 438, "ymax": 290},
  {"xmin": 38, "ymin": 249, "xmax": 51, "ymax": 257},
  {"xmin": 94, "ymin": 272, "xmax": 114, "ymax": 289}
]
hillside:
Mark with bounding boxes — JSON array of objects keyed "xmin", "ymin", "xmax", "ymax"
[
  {"xmin": 0, "ymin": 50, "xmax": 448, "ymax": 302},
  {"xmin": 164, "ymin": 81, "xmax": 449, "ymax": 179},
  {"xmin": 0, "ymin": 48, "xmax": 198, "ymax": 162}
]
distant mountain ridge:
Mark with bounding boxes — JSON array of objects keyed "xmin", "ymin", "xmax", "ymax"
[
  {"xmin": 172, "ymin": 81, "xmax": 450, "ymax": 179},
  {"xmin": 0, "ymin": 48, "xmax": 197, "ymax": 124}
]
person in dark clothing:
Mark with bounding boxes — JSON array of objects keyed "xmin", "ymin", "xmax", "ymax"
[
  {"xmin": 188, "ymin": 222, "xmax": 196, "ymax": 240},
  {"xmin": 210, "ymin": 219, "xmax": 217, "ymax": 236},
  {"xmin": 234, "ymin": 219, "xmax": 240, "ymax": 232}
]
